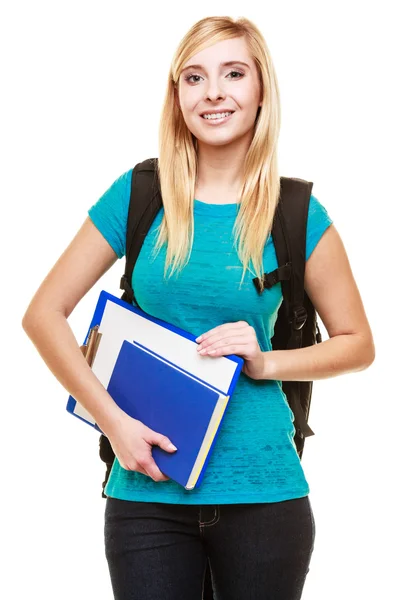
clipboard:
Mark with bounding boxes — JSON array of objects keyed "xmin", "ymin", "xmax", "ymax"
[{"xmin": 67, "ymin": 290, "xmax": 244, "ymax": 435}]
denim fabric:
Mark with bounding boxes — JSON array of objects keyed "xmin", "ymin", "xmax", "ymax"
[{"xmin": 104, "ymin": 495, "xmax": 315, "ymax": 600}]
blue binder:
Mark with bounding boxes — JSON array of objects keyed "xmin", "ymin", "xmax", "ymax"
[
  {"xmin": 66, "ymin": 290, "xmax": 244, "ymax": 489},
  {"xmin": 107, "ymin": 339, "xmax": 232, "ymax": 489}
]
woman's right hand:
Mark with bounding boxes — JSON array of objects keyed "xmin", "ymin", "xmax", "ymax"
[{"xmin": 104, "ymin": 412, "xmax": 178, "ymax": 482}]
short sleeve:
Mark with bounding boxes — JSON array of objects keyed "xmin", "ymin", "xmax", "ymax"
[
  {"xmin": 305, "ymin": 194, "xmax": 333, "ymax": 261},
  {"xmin": 88, "ymin": 168, "xmax": 132, "ymax": 259}
]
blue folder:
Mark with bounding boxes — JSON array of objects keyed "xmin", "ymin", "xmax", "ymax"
[{"xmin": 107, "ymin": 340, "xmax": 231, "ymax": 489}]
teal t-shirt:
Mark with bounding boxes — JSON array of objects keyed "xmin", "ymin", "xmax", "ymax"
[{"xmin": 88, "ymin": 168, "xmax": 333, "ymax": 504}]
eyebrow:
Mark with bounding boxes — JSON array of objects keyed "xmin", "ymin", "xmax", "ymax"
[{"xmin": 181, "ymin": 60, "xmax": 250, "ymax": 74}]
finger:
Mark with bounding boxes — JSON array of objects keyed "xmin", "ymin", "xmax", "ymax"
[
  {"xmin": 135, "ymin": 464, "xmax": 150, "ymax": 476},
  {"xmin": 120, "ymin": 459, "xmax": 148, "ymax": 476},
  {"xmin": 140, "ymin": 457, "xmax": 170, "ymax": 482},
  {"xmin": 199, "ymin": 332, "xmax": 253, "ymax": 353},
  {"xmin": 138, "ymin": 465, "xmax": 169, "ymax": 481},
  {"xmin": 196, "ymin": 321, "xmax": 248, "ymax": 343},
  {"xmin": 198, "ymin": 335, "xmax": 237, "ymax": 352},
  {"xmin": 205, "ymin": 343, "xmax": 250, "ymax": 357},
  {"xmin": 146, "ymin": 431, "xmax": 178, "ymax": 453},
  {"xmin": 198, "ymin": 329, "xmax": 249, "ymax": 350},
  {"xmin": 141, "ymin": 431, "xmax": 175, "ymax": 481}
]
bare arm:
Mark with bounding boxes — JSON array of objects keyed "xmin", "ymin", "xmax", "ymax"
[
  {"xmin": 263, "ymin": 224, "xmax": 375, "ymax": 381},
  {"xmin": 22, "ymin": 217, "xmax": 125, "ymax": 435},
  {"xmin": 22, "ymin": 216, "xmax": 193, "ymax": 480}
]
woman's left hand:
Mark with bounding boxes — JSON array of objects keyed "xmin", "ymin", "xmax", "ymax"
[{"xmin": 195, "ymin": 321, "xmax": 265, "ymax": 380}]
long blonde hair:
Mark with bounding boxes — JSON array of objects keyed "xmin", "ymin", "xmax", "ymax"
[{"xmin": 153, "ymin": 15, "xmax": 282, "ymax": 292}]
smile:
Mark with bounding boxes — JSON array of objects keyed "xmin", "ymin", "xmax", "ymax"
[{"xmin": 200, "ymin": 112, "xmax": 235, "ymax": 125}]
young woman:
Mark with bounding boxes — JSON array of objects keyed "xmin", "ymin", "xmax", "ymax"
[{"xmin": 22, "ymin": 15, "xmax": 375, "ymax": 600}]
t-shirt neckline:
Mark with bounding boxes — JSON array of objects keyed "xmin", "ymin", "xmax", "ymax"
[{"xmin": 193, "ymin": 198, "xmax": 239, "ymax": 217}]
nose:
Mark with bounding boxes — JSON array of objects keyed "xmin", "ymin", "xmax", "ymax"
[{"xmin": 204, "ymin": 77, "xmax": 226, "ymax": 103}]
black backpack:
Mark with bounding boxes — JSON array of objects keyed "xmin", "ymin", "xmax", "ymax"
[{"xmin": 99, "ymin": 157, "xmax": 320, "ymax": 498}]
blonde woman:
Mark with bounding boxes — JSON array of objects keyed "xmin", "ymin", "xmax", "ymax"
[{"xmin": 22, "ymin": 15, "xmax": 375, "ymax": 600}]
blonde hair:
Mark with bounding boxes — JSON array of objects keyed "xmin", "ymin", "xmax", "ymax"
[{"xmin": 153, "ymin": 15, "xmax": 282, "ymax": 292}]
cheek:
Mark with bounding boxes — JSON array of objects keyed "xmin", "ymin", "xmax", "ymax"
[
  {"xmin": 180, "ymin": 97, "xmax": 200, "ymax": 120},
  {"xmin": 239, "ymin": 89, "xmax": 260, "ymax": 109},
  {"xmin": 182, "ymin": 112, "xmax": 200, "ymax": 133},
  {"xmin": 181, "ymin": 104, "xmax": 204, "ymax": 130}
]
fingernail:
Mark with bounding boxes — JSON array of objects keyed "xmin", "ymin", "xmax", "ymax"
[
  {"xmin": 167, "ymin": 443, "xmax": 178, "ymax": 451},
  {"xmin": 196, "ymin": 335, "xmax": 203, "ymax": 342}
]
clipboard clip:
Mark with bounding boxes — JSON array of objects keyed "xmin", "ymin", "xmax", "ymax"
[{"xmin": 80, "ymin": 325, "xmax": 102, "ymax": 367}]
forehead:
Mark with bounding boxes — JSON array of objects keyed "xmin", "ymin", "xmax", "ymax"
[{"xmin": 181, "ymin": 37, "xmax": 254, "ymax": 73}]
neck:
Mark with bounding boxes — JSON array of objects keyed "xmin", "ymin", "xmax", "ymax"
[{"xmin": 195, "ymin": 134, "xmax": 251, "ymax": 192}]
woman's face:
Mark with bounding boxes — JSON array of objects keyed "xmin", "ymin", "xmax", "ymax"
[{"xmin": 176, "ymin": 37, "xmax": 262, "ymax": 147}]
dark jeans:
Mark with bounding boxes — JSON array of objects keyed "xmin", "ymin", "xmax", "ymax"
[{"xmin": 104, "ymin": 495, "xmax": 316, "ymax": 600}]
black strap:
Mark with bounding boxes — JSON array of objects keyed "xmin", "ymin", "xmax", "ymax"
[
  {"xmin": 280, "ymin": 178, "xmax": 315, "ymax": 438},
  {"xmin": 273, "ymin": 177, "xmax": 313, "ymax": 346},
  {"xmin": 287, "ymin": 381, "xmax": 315, "ymax": 437},
  {"xmin": 120, "ymin": 159, "xmax": 162, "ymax": 308},
  {"xmin": 253, "ymin": 177, "xmax": 315, "ymax": 439},
  {"xmin": 253, "ymin": 262, "xmax": 291, "ymax": 293}
]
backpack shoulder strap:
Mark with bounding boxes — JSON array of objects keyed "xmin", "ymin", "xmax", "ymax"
[
  {"xmin": 120, "ymin": 157, "xmax": 162, "ymax": 307},
  {"xmin": 253, "ymin": 177, "xmax": 313, "ymax": 346},
  {"xmin": 273, "ymin": 176, "xmax": 313, "ymax": 348},
  {"xmin": 269, "ymin": 176, "xmax": 315, "ymax": 440}
]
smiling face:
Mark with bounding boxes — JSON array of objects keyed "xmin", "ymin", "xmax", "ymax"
[{"xmin": 176, "ymin": 37, "xmax": 262, "ymax": 147}]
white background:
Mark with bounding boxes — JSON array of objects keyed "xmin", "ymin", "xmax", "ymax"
[{"xmin": 2, "ymin": 1, "xmax": 398, "ymax": 598}]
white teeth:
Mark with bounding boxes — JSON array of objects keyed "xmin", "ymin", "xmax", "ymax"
[{"xmin": 202, "ymin": 111, "xmax": 233, "ymax": 120}]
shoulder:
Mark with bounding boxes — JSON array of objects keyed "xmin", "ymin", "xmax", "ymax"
[
  {"xmin": 307, "ymin": 193, "xmax": 331, "ymax": 225},
  {"xmin": 305, "ymin": 194, "xmax": 333, "ymax": 261},
  {"xmin": 88, "ymin": 168, "xmax": 133, "ymax": 258},
  {"xmin": 89, "ymin": 168, "xmax": 133, "ymax": 221}
]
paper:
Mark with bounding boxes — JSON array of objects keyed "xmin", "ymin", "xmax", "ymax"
[{"xmin": 91, "ymin": 299, "xmax": 237, "ymax": 393}]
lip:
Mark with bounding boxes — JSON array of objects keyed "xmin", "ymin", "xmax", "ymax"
[
  {"xmin": 200, "ymin": 109, "xmax": 235, "ymax": 116},
  {"xmin": 200, "ymin": 111, "xmax": 235, "ymax": 126}
]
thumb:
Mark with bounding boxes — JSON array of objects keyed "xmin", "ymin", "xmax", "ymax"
[{"xmin": 147, "ymin": 430, "xmax": 178, "ymax": 453}]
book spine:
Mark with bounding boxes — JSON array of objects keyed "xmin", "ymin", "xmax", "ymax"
[{"xmin": 185, "ymin": 394, "xmax": 230, "ymax": 490}]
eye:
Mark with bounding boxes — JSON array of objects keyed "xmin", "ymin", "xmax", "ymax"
[
  {"xmin": 185, "ymin": 74, "xmax": 201, "ymax": 83},
  {"xmin": 184, "ymin": 70, "xmax": 244, "ymax": 84},
  {"xmin": 228, "ymin": 71, "xmax": 244, "ymax": 79}
]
